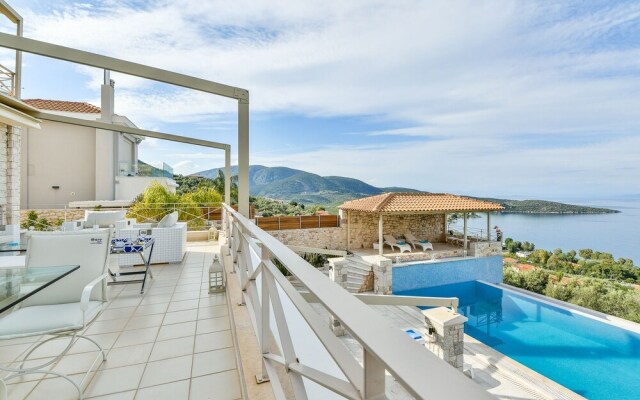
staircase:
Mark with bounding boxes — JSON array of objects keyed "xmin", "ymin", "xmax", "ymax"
[{"xmin": 344, "ymin": 255, "xmax": 374, "ymax": 293}]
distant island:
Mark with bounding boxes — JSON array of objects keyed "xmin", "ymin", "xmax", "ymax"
[
  {"xmin": 188, "ymin": 165, "xmax": 619, "ymax": 214},
  {"xmin": 475, "ymin": 198, "xmax": 619, "ymax": 214}
]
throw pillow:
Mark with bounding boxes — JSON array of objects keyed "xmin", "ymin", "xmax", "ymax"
[{"xmin": 157, "ymin": 211, "xmax": 179, "ymax": 228}]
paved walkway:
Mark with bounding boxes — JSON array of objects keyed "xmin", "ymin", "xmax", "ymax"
[{"xmin": 1, "ymin": 242, "xmax": 243, "ymax": 400}]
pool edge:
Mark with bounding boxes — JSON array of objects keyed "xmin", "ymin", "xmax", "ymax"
[
  {"xmin": 480, "ymin": 280, "xmax": 640, "ymax": 335},
  {"xmin": 464, "ymin": 334, "xmax": 586, "ymax": 400}
]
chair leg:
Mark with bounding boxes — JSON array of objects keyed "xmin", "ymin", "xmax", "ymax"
[
  {"xmin": 0, "ymin": 332, "xmax": 106, "ymax": 400},
  {"xmin": 18, "ymin": 333, "xmax": 77, "ymax": 370}
]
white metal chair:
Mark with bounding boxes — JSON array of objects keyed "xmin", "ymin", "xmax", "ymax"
[{"xmin": 0, "ymin": 230, "xmax": 111, "ymax": 400}]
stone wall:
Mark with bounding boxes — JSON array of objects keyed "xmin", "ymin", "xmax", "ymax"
[
  {"xmin": 345, "ymin": 211, "xmax": 445, "ymax": 250},
  {"xmin": 20, "ymin": 209, "xmax": 86, "ymax": 227},
  {"xmin": 0, "ymin": 124, "xmax": 21, "ymax": 225},
  {"xmin": 470, "ymin": 241, "xmax": 503, "ymax": 257},
  {"xmin": 267, "ymin": 226, "xmax": 347, "ymax": 250}
]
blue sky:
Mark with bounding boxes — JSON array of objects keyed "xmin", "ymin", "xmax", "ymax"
[{"xmin": 2, "ymin": 0, "xmax": 640, "ymax": 200}]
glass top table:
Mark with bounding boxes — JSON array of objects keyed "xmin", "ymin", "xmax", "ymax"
[{"xmin": 0, "ymin": 265, "xmax": 79, "ymax": 314}]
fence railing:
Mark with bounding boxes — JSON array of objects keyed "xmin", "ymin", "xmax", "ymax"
[
  {"xmin": 17, "ymin": 203, "xmax": 254, "ymax": 232},
  {"xmin": 447, "ymin": 225, "xmax": 500, "ymax": 242},
  {"xmin": 222, "ymin": 203, "xmax": 492, "ymax": 400},
  {"xmin": 255, "ymin": 214, "xmax": 340, "ymax": 231},
  {"xmin": 0, "ymin": 63, "xmax": 15, "ymax": 96}
]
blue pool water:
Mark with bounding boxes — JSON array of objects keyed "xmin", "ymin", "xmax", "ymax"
[{"xmin": 397, "ymin": 281, "xmax": 640, "ymax": 399}]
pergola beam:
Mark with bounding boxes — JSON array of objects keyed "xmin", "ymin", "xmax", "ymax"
[
  {"xmin": 0, "ymin": 33, "xmax": 247, "ymax": 101},
  {"xmin": 33, "ymin": 111, "xmax": 230, "ymax": 150},
  {"xmin": 0, "ymin": 33, "xmax": 250, "ymax": 216}
]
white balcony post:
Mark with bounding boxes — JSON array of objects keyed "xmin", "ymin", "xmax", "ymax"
[
  {"xmin": 238, "ymin": 100, "xmax": 250, "ymax": 217},
  {"xmin": 364, "ymin": 349, "xmax": 386, "ymax": 399},
  {"xmin": 224, "ymin": 146, "xmax": 231, "ymax": 205},
  {"xmin": 258, "ymin": 243, "xmax": 270, "ymax": 383}
]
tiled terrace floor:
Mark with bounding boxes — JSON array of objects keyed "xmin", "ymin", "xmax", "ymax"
[{"xmin": 1, "ymin": 242, "xmax": 242, "ymax": 400}]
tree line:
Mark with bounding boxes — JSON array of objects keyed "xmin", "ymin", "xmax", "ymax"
[{"xmin": 503, "ymin": 239, "xmax": 640, "ymax": 323}]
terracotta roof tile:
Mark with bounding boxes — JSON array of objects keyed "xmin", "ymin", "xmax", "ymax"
[
  {"xmin": 338, "ymin": 192, "xmax": 504, "ymax": 213},
  {"xmin": 23, "ymin": 99, "xmax": 101, "ymax": 114}
]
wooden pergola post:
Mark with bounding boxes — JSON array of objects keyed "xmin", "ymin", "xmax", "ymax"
[
  {"xmin": 378, "ymin": 214, "xmax": 384, "ymax": 256},
  {"xmin": 487, "ymin": 212, "xmax": 491, "ymax": 242},
  {"xmin": 463, "ymin": 212, "xmax": 468, "ymax": 257}
]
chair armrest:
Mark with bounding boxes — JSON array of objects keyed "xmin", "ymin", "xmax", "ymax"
[{"xmin": 81, "ymin": 273, "xmax": 108, "ymax": 311}]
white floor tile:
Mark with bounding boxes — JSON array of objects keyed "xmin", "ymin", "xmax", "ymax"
[
  {"xmin": 156, "ymin": 321, "xmax": 197, "ymax": 341},
  {"xmin": 194, "ymin": 331, "xmax": 233, "ymax": 353},
  {"xmin": 104, "ymin": 343, "xmax": 153, "ymax": 369},
  {"xmin": 134, "ymin": 379, "xmax": 189, "ymax": 400},
  {"xmin": 189, "ymin": 370, "xmax": 241, "ymax": 400},
  {"xmin": 139, "ymin": 355, "xmax": 192, "ymax": 388},
  {"xmin": 84, "ymin": 364, "xmax": 145, "ymax": 398},
  {"xmin": 192, "ymin": 348, "xmax": 236, "ymax": 377},
  {"xmin": 113, "ymin": 327, "xmax": 159, "ymax": 348},
  {"xmin": 148, "ymin": 336, "xmax": 194, "ymax": 362},
  {"xmin": 196, "ymin": 317, "xmax": 230, "ymax": 335}
]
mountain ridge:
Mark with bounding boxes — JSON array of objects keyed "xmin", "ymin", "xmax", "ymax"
[{"xmin": 190, "ymin": 165, "xmax": 618, "ymax": 214}]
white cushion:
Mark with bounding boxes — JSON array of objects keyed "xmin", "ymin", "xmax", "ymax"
[
  {"xmin": 0, "ymin": 301, "xmax": 102, "ymax": 339},
  {"xmin": 24, "ymin": 231, "xmax": 110, "ymax": 306},
  {"xmin": 157, "ymin": 211, "xmax": 178, "ymax": 228},
  {"xmin": 84, "ymin": 210, "xmax": 127, "ymax": 228}
]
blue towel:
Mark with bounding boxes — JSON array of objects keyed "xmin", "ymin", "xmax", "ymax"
[
  {"xmin": 404, "ymin": 329, "xmax": 423, "ymax": 341},
  {"xmin": 419, "ymin": 240, "xmax": 429, "ymax": 243},
  {"xmin": 397, "ymin": 241, "xmax": 406, "ymax": 245}
]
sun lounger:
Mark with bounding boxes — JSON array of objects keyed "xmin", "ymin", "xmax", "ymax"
[
  {"xmin": 404, "ymin": 232, "xmax": 433, "ymax": 251},
  {"xmin": 384, "ymin": 235, "xmax": 411, "ymax": 253}
]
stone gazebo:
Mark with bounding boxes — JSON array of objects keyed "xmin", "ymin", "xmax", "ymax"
[{"xmin": 338, "ymin": 192, "xmax": 504, "ymax": 258}]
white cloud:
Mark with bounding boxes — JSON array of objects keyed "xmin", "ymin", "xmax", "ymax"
[
  {"xmin": 16, "ymin": 1, "xmax": 640, "ymax": 135},
  {"xmin": 12, "ymin": 1, "xmax": 640, "ymax": 197}
]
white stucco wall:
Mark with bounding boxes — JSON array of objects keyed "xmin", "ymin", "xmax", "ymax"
[
  {"xmin": 21, "ymin": 120, "xmax": 97, "ymax": 209},
  {"xmin": 115, "ymin": 177, "xmax": 177, "ymax": 201}
]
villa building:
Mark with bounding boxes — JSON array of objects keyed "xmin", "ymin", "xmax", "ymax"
[{"xmin": 20, "ymin": 94, "xmax": 176, "ymax": 209}]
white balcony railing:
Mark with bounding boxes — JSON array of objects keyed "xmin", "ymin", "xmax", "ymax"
[
  {"xmin": 221, "ymin": 203, "xmax": 492, "ymax": 400},
  {"xmin": 0, "ymin": 63, "xmax": 15, "ymax": 96}
]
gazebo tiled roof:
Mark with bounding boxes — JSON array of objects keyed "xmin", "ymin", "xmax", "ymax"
[
  {"xmin": 338, "ymin": 192, "xmax": 504, "ymax": 213},
  {"xmin": 23, "ymin": 99, "xmax": 101, "ymax": 114}
]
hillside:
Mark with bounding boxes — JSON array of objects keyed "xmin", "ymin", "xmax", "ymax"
[
  {"xmin": 191, "ymin": 165, "xmax": 618, "ymax": 214},
  {"xmin": 193, "ymin": 165, "xmax": 414, "ymax": 205}
]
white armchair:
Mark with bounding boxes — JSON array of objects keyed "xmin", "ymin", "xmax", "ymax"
[
  {"xmin": 0, "ymin": 230, "xmax": 111, "ymax": 400},
  {"xmin": 61, "ymin": 210, "xmax": 127, "ymax": 231},
  {"xmin": 116, "ymin": 220, "xmax": 187, "ymax": 265}
]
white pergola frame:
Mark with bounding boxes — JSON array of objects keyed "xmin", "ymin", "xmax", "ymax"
[{"xmin": 0, "ymin": 31, "xmax": 249, "ymax": 214}]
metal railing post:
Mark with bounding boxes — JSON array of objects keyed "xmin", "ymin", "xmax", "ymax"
[
  {"xmin": 258, "ymin": 242, "xmax": 271, "ymax": 384},
  {"xmin": 364, "ymin": 349, "xmax": 386, "ymax": 399}
]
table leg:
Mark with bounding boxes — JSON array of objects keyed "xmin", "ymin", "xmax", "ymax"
[{"xmin": 139, "ymin": 242, "xmax": 155, "ymax": 294}]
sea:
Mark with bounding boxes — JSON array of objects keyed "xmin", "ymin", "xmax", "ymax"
[{"xmin": 452, "ymin": 198, "xmax": 640, "ymax": 265}]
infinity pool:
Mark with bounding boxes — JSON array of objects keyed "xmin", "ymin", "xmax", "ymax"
[{"xmin": 396, "ymin": 281, "xmax": 640, "ymax": 399}]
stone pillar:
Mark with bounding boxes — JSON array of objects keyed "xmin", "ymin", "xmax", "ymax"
[
  {"xmin": 0, "ymin": 123, "xmax": 7, "ymax": 225},
  {"xmin": 371, "ymin": 257, "xmax": 392, "ymax": 295},
  {"xmin": 6, "ymin": 126, "xmax": 20, "ymax": 225},
  {"xmin": 328, "ymin": 258, "xmax": 348, "ymax": 290},
  {"xmin": 422, "ymin": 307, "xmax": 467, "ymax": 370}
]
